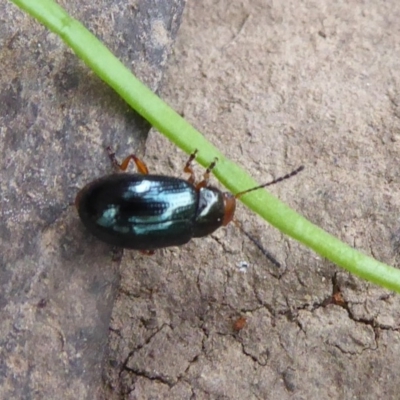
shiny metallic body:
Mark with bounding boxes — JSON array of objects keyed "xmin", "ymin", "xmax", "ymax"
[{"xmin": 76, "ymin": 173, "xmax": 225, "ymax": 250}]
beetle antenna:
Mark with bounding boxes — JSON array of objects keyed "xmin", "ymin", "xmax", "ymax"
[
  {"xmin": 233, "ymin": 220, "xmax": 281, "ymax": 268},
  {"xmin": 235, "ymin": 165, "xmax": 304, "ymax": 198}
]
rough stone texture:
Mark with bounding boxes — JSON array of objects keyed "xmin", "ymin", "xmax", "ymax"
[
  {"xmin": 0, "ymin": 1, "xmax": 185, "ymax": 399},
  {"xmin": 106, "ymin": 1, "xmax": 400, "ymax": 399}
]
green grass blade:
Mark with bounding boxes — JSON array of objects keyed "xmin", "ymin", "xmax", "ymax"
[{"xmin": 10, "ymin": 0, "xmax": 400, "ymax": 292}]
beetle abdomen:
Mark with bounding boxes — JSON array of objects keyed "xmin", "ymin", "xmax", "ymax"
[{"xmin": 76, "ymin": 174, "xmax": 198, "ymax": 249}]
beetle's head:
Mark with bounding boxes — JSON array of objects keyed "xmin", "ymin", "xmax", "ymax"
[{"xmin": 222, "ymin": 192, "xmax": 236, "ymax": 226}]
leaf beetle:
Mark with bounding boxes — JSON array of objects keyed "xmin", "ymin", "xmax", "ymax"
[{"xmin": 75, "ymin": 148, "xmax": 303, "ymax": 252}]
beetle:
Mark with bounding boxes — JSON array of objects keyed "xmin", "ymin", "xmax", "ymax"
[{"xmin": 75, "ymin": 147, "xmax": 303, "ymax": 251}]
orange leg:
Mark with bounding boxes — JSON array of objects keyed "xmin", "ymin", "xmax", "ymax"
[
  {"xmin": 106, "ymin": 146, "xmax": 149, "ymax": 174},
  {"xmin": 183, "ymin": 149, "xmax": 198, "ymax": 184},
  {"xmin": 140, "ymin": 250, "xmax": 155, "ymax": 256},
  {"xmin": 196, "ymin": 157, "xmax": 218, "ymax": 189}
]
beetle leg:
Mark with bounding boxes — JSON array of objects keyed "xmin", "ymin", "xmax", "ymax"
[
  {"xmin": 140, "ymin": 250, "xmax": 155, "ymax": 256},
  {"xmin": 196, "ymin": 157, "xmax": 218, "ymax": 189},
  {"xmin": 120, "ymin": 155, "xmax": 149, "ymax": 174},
  {"xmin": 183, "ymin": 149, "xmax": 198, "ymax": 184},
  {"xmin": 106, "ymin": 146, "xmax": 149, "ymax": 174}
]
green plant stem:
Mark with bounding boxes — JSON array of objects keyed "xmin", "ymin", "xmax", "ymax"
[{"xmin": 10, "ymin": 0, "xmax": 400, "ymax": 292}]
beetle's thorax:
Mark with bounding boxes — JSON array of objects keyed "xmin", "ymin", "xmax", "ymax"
[{"xmin": 193, "ymin": 186, "xmax": 225, "ymax": 237}]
